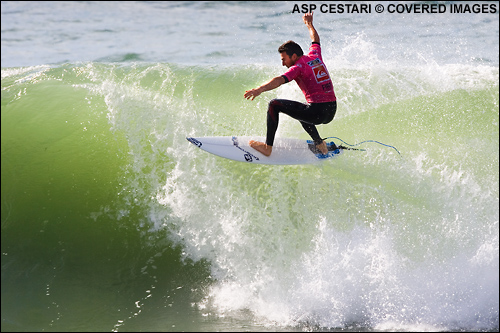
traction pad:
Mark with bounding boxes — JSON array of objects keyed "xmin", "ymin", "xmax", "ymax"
[{"xmin": 307, "ymin": 141, "xmax": 342, "ymax": 156}]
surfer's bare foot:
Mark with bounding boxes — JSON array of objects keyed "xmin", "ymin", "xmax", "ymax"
[
  {"xmin": 316, "ymin": 140, "xmax": 328, "ymax": 155},
  {"xmin": 249, "ymin": 140, "xmax": 272, "ymax": 156}
]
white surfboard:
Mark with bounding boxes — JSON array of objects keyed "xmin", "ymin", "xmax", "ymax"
[{"xmin": 186, "ymin": 136, "xmax": 345, "ymax": 165}]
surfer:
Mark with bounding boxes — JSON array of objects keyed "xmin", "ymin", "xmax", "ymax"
[{"xmin": 244, "ymin": 12, "xmax": 337, "ymax": 156}]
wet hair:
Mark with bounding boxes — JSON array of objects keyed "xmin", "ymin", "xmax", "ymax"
[{"xmin": 278, "ymin": 40, "xmax": 304, "ymax": 57}]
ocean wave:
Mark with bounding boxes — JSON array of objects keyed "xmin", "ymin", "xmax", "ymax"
[{"xmin": 2, "ymin": 60, "xmax": 498, "ymax": 331}]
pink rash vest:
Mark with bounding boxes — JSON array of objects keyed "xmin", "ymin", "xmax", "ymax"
[{"xmin": 281, "ymin": 43, "xmax": 336, "ymax": 104}]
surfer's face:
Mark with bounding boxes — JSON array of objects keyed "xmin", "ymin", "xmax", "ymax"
[{"xmin": 280, "ymin": 52, "xmax": 298, "ymax": 68}]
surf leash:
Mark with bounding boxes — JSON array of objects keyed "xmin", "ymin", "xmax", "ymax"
[{"xmin": 325, "ymin": 136, "xmax": 402, "ymax": 157}]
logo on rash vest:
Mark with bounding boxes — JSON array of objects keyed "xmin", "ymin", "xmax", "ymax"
[
  {"xmin": 312, "ymin": 64, "xmax": 330, "ymax": 83},
  {"xmin": 307, "ymin": 58, "xmax": 321, "ymax": 67}
]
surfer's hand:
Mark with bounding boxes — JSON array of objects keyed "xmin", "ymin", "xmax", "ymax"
[
  {"xmin": 303, "ymin": 12, "xmax": 313, "ymax": 26},
  {"xmin": 244, "ymin": 77, "xmax": 283, "ymax": 100},
  {"xmin": 244, "ymin": 88, "xmax": 261, "ymax": 100}
]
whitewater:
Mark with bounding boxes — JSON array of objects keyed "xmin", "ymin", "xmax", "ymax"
[{"xmin": 2, "ymin": 1, "xmax": 498, "ymax": 332}]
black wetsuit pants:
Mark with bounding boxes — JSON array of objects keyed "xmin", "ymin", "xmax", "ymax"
[{"xmin": 265, "ymin": 99, "xmax": 337, "ymax": 146}]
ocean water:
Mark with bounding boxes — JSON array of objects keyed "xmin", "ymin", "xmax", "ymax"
[{"xmin": 1, "ymin": 1, "xmax": 499, "ymax": 332}]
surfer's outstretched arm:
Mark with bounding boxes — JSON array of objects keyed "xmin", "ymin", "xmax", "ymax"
[
  {"xmin": 243, "ymin": 76, "xmax": 285, "ymax": 101},
  {"xmin": 303, "ymin": 12, "xmax": 320, "ymax": 44}
]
